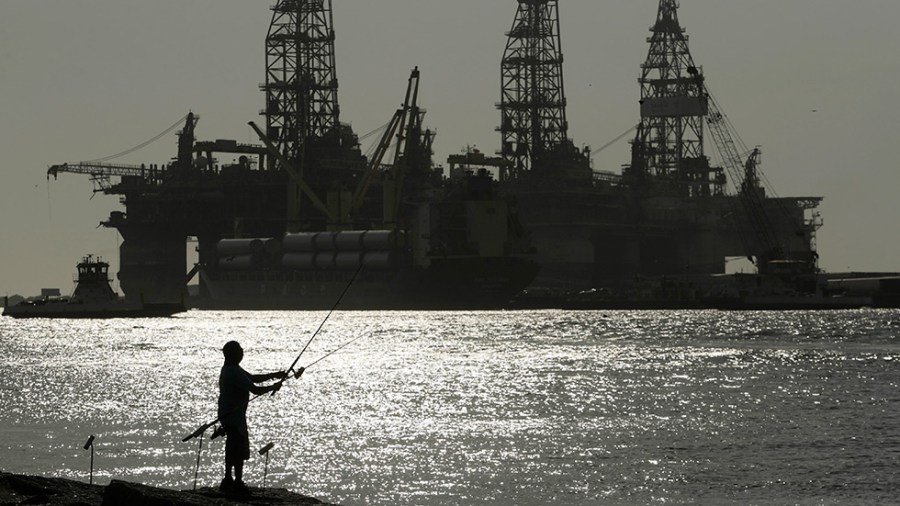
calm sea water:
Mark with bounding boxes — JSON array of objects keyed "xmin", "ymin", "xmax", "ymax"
[{"xmin": 0, "ymin": 309, "xmax": 898, "ymax": 505}]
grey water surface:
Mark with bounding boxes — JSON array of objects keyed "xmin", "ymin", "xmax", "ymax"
[{"xmin": 1, "ymin": 309, "xmax": 898, "ymax": 505}]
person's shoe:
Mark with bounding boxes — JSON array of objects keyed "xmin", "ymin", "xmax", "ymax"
[
  {"xmin": 219, "ymin": 475, "xmax": 234, "ymax": 493},
  {"xmin": 232, "ymin": 480, "xmax": 251, "ymax": 497}
]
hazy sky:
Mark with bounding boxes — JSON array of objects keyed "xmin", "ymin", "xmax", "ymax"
[{"xmin": 1, "ymin": 0, "xmax": 898, "ymax": 296}]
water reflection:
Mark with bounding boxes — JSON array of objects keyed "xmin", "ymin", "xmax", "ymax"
[{"xmin": 0, "ymin": 309, "xmax": 898, "ymax": 504}]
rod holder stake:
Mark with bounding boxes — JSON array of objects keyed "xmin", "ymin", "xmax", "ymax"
[
  {"xmin": 258, "ymin": 443, "xmax": 275, "ymax": 488},
  {"xmin": 83, "ymin": 435, "xmax": 95, "ymax": 485}
]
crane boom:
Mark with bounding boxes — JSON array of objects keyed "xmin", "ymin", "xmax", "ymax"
[
  {"xmin": 47, "ymin": 162, "xmax": 157, "ymax": 191},
  {"xmin": 350, "ymin": 67, "xmax": 427, "ymax": 219},
  {"xmin": 704, "ymin": 92, "xmax": 784, "ymax": 270}
]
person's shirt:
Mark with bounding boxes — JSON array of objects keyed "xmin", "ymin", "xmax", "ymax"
[{"xmin": 218, "ymin": 364, "xmax": 254, "ymax": 424}]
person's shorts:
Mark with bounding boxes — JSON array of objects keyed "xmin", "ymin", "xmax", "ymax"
[{"xmin": 223, "ymin": 422, "xmax": 250, "ymax": 462}]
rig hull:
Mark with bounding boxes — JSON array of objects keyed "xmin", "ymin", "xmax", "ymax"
[{"xmin": 196, "ymin": 257, "xmax": 539, "ymax": 310}]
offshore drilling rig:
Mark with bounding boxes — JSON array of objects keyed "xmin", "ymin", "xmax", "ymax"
[
  {"xmin": 47, "ymin": 0, "xmax": 827, "ymax": 308},
  {"xmin": 51, "ymin": 0, "xmax": 367, "ymax": 305},
  {"xmin": 486, "ymin": 0, "xmax": 822, "ymax": 298},
  {"xmin": 629, "ymin": 0, "xmax": 821, "ymax": 277},
  {"xmin": 49, "ymin": 0, "xmax": 537, "ymax": 309}
]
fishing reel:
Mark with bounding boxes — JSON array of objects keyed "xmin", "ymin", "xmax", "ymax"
[{"xmin": 210, "ymin": 424, "xmax": 227, "ymax": 440}]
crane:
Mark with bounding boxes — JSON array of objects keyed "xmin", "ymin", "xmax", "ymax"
[
  {"xmin": 350, "ymin": 67, "xmax": 434, "ymax": 222},
  {"xmin": 703, "ymin": 91, "xmax": 786, "ymax": 272},
  {"xmin": 47, "ymin": 162, "xmax": 160, "ymax": 192},
  {"xmin": 47, "ymin": 112, "xmax": 198, "ymax": 192}
]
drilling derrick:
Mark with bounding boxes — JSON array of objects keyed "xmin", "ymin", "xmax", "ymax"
[
  {"xmin": 629, "ymin": 0, "xmax": 821, "ymax": 281},
  {"xmin": 632, "ymin": 0, "xmax": 723, "ymax": 197},
  {"xmin": 261, "ymin": 0, "xmax": 367, "ymax": 230},
  {"xmin": 262, "ymin": 0, "xmax": 341, "ymax": 165},
  {"xmin": 499, "ymin": 0, "xmax": 587, "ymax": 183}
]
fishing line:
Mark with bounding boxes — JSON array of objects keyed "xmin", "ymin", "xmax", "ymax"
[
  {"xmin": 281, "ymin": 263, "xmax": 364, "ymax": 379},
  {"xmin": 304, "ymin": 333, "xmax": 366, "ymax": 369},
  {"xmin": 182, "ymin": 329, "xmax": 368, "ymax": 490},
  {"xmin": 181, "ymin": 330, "xmax": 367, "ymax": 442},
  {"xmin": 183, "ymin": 263, "xmax": 364, "ymax": 442}
]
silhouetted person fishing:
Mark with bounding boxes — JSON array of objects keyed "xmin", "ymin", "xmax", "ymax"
[
  {"xmin": 181, "ymin": 272, "xmax": 361, "ymax": 491},
  {"xmin": 218, "ymin": 340, "xmax": 286, "ymax": 495}
]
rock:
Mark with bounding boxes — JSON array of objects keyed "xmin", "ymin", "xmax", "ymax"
[
  {"xmin": 0, "ymin": 472, "xmax": 103, "ymax": 505},
  {"xmin": 0, "ymin": 472, "xmax": 338, "ymax": 506},
  {"xmin": 102, "ymin": 480, "xmax": 218, "ymax": 505}
]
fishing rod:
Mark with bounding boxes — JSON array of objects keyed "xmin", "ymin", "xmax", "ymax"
[
  {"xmin": 281, "ymin": 263, "xmax": 364, "ymax": 381},
  {"xmin": 182, "ymin": 264, "xmax": 364, "ymax": 442},
  {"xmin": 181, "ymin": 331, "xmax": 366, "ymax": 442},
  {"xmin": 181, "ymin": 331, "xmax": 367, "ymax": 489}
]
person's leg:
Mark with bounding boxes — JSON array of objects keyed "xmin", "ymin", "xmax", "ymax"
[
  {"xmin": 233, "ymin": 428, "xmax": 250, "ymax": 496},
  {"xmin": 232, "ymin": 457, "xmax": 250, "ymax": 496},
  {"xmin": 234, "ymin": 424, "xmax": 250, "ymax": 484},
  {"xmin": 234, "ymin": 460, "xmax": 244, "ymax": 483},
  {"xmin": 221, "ymin": 427, "xmax": 236, "ymax": 490},
  {"xmin": 220, "ymin": 458, "xmax": 235, "ymax": 491}
]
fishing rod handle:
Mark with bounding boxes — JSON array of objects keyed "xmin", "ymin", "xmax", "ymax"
[{"xmin": 182, "ymin": 421, "xmax": 215, "ymax": 442}]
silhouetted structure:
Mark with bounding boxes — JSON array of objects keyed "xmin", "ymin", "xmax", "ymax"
[
  {"xmin": 497, "ymin": 0, "xmax": 822, "ymax": 297},
  {"xmin": 263, "ymin": 0, "xmax": 341, "ymax": 161},
  {"xmin": 49, "ymin": 2, "xmax": 536, "ymax": 309},
  {"xmin": 46, "ymin": 0, "xmax": 827, "ymax": 307},
  {"xmin": 2, "ymin": 255, "xmax": 183, "ymax": 318},
  {"xmin": 500, "ymin": 0, "xmax": 572, "ymax": 180},
  {"xmin": 630, "ymin": 0, "xmax": 721, "ymax": 198}
]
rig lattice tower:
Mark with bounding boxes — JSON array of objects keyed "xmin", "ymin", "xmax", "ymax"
[
  {"xmin": 262, "ymin": 0, "xmax": 341, "ymax": 166},
  {"xmin": 634, "ymin": 0, "xmax": 723, "ymax": 197},
  {"xmin": 499, "ymin": 0, "xmax": 568, "ymax": 180}
]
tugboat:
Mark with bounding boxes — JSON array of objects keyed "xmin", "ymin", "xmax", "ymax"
[{"xmin": 3, "ymin": 255, "xmax": 185, "ymax": 319}]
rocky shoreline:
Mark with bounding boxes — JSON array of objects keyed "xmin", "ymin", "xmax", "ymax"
[{"xmin": 0, "ymin": 471, "xmax": 339, "ymax": 505}]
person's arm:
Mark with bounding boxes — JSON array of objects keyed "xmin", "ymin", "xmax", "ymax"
[
  {"xmin": 246, "ymin": 370, "xmax": 288, "ymax": 395},
  {"xmin": 249, "ymin": 370, "xmax": 288, "ymax": 383},
  {"xmin": 249, "ymin": 381, "xmax": 281, "ymax": 396}
]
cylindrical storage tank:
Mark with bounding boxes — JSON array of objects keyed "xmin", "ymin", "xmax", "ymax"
[
  {"xmin": 314, "ymin": 252, "xmax": 336, "ymax": 270},
  {"xmin": 283, "ymin": 233, "xmax": 317, "ymax": 253},
  {"xmin": 262, "ymin": 238, "xmax": 283, "ymax": 257},
  {"xmin": 261, "ymin": 239, "xmax": 282, "ymax": 267},
  {"xmin": 361, "ymin": 230, "xmax": 394, "ymax": 251},
  {"xmin": 363, "ymin": 251, "xmax": 394, "ymax": 270},
  {"xmin": 314, "ymin": 232, "xmax": 337, "ymax": 251},
  {"xmin": 218, "ymin": 254, "xmax": 256, "ymax": 270},
  {"xmin": 335, "ymin": 252, "xmax": 363, "ymax": 270},
  {"xmin": 334, "ymin": 231, "xmax": 366, "ymax": 251},
  {"xmin": 217, "ymin": 238, "xmax": 263, "ymax": 256},
  {"xmin": 282, "ymin": 253, "xmax": 316, "ymax": 270}
]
